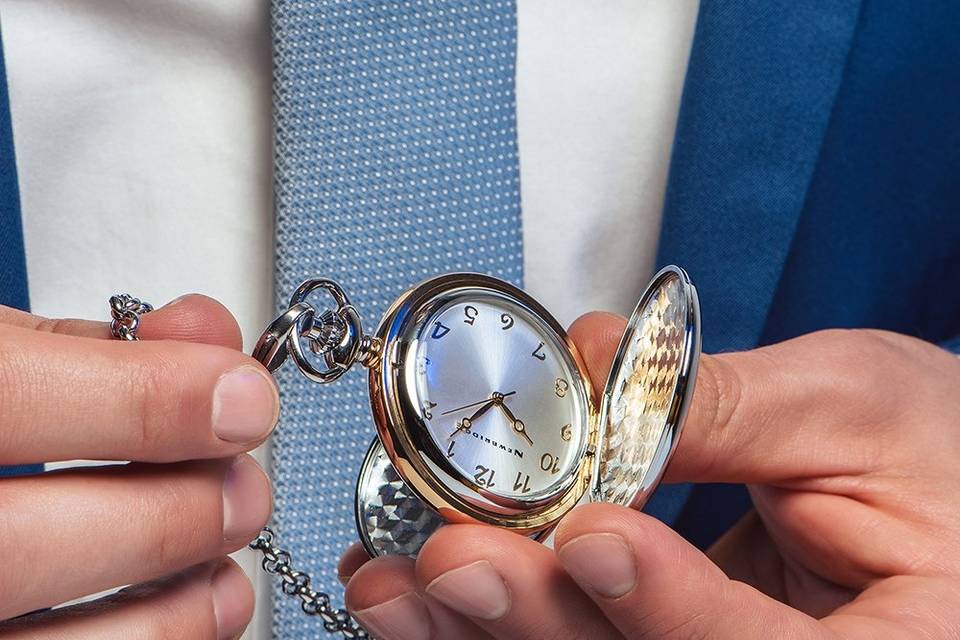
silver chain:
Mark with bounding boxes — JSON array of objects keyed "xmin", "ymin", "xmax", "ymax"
[
  {"xmin": 109, "ymin": 294, "xmax": 154, "ymax": 341},
  {"xmin": 108, "ymin": 283, "xmax": 374, "ymax": 637},
  {"xmin": 250, "ymin": 528, "xmax": 370, "ymax": 638}
]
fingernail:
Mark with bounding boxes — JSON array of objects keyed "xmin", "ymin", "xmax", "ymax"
[
  {"xmin": 353, "ymin": 592, "xmax": 431, "ymax": 640},
  {"xmin": 425, "ymin": 560, "xmax": 510, "ymax": 620},
  {"xmin": 222, "ymin": 456, "xmax": 272, "ymax": 542},
  {"xmin": 212, "ymin": 365, "xmax": 279, "ymax": 444},
  {"xmin": 558, "ymin": 533, "xmax": 636, "ymax": 598},
  {"xmin": 210, "ymin": 560, "xmax": 253, "ymax": 639}
]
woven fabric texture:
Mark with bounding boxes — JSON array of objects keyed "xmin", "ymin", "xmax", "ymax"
[{"xmin": 270, "ymin": 1, "xmax": 522, "ymax": 635}]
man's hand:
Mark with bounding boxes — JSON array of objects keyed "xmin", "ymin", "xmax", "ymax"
[
  {"xmin": 339, "ymin": 313, "xmax": 960, "ymax": 640},
  {"xmin": 0, "ymin": 296, "xmax": 277, "ymax": 639}
]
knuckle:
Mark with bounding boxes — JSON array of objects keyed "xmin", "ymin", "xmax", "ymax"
[
  {"xmin": 689, "ymin": 355, "xmax": 744, "ymax": 473},
  {"xmin": 0, "ymin": 348, "xmax": 24, "ymax": 428},
  {"xmin": 129, "ymin": 352, "xmax": 184, "ymax": 458},
  {"xmin": 0, "ymin": 342, "xmax": 44, "ymax": 452},
  {"xmin": 808, "ymin": 327, "xmax": 901, "ymax": 370},
  {"xmin": 812, "ymin": 329, "xmax": 922, "ymax": 406},
  {"xmin": 34, "ymin": 317, "xmax": 88, "ymax": 336},
  {"xmin": 0, "ymin": 497, "xmax": 18, "ymax": 612},
  {"xmin": 142, "ymin": 597, "xmax": 215, "ymax": 640},
  {"xmin": 144, "ymin": 472, "xmax": 219, "ymax": 573},
  {"xmin": 638, "ymin": 608, "xmax": 711, "ymax": 640},
  {"xmin": 787, "ymin": 329, "xmax": 898, "ymax": 403}
]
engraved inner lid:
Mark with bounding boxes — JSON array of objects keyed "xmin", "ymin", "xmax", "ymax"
[{"xmin": 591, "ymin": 267, "xmax": 700, "ymax": 509}]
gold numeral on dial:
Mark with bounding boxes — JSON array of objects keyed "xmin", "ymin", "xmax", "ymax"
[
  {"xmin": 513, "ymin": 472, "xmax": 531, "ymax": 493},
  {"xmin": 561, "ymin": 423, "xmax": 572, "ymax": 442},
  {"xmin": 463, "ymin": 305, "xmax": 479, "ymax": 325},
  {"xmin": 540, "ymin": 453, "xmax": 561, "ymax": 475},
  {"xmin": 555, "ymin": 378, "xmax": 568, "ymax": 398},
  {"xmin": 474, "ymin": 465, "xmax": 496, "ymax": 488}
]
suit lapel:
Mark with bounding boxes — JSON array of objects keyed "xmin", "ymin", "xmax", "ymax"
[
  {"xmin": 0, "ymin": 24, "xmax": 30, "ymax": 312},
  {"xmin": 659, "ymin": 0, "xmax": 863, "ymax": 352},
  {"xmin": 0, "ymin": 26, "xmax": 42, "ymax": 477}
]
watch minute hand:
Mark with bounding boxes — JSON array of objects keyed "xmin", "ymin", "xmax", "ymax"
[{"xmin": 440, "ymin": 391, "xmax": 517, "ymax": 416}]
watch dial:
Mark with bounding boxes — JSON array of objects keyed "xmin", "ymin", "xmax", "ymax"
[{"xmin": 408, "ymin": 291, "xmax": 589, "ymax": 503}]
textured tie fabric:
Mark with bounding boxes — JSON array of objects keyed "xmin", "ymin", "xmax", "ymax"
[{"xmin": 270, "ymin": 2, "xmax": 523, "ymax": 635}]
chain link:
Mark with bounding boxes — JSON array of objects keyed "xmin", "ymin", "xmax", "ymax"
[
  {"xmin": 108, "ymin": 294, "xmax": 154, "ymax": 341},
  {"xmin": 250, "ymin": 528, "xmax": 371, "ymax": 639}
]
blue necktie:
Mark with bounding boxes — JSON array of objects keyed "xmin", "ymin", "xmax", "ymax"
[
  {"xmin": 0, "ymin": 26, "xmax": 42, "ymax": 478},
  {"xmin": 270, "ymin": 2, "xmax": 523, "ymax": 634}
]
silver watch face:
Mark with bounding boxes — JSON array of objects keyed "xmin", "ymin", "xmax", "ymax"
[{"xmin": 405, "ymin": 290, "xmax": 590, "ymax": 503}]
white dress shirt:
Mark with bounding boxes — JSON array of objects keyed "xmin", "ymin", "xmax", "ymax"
[{"xmin": 0, "ymin": 1, "xmax": 699, "ymax": 636}]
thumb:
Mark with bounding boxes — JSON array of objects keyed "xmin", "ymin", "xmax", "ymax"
[
  {"xmin": 554, "ymin": 503, "xmax": 826, "ymax": 639},
  {"xmin": 569, "ymin": 312, "xmax": 924, "ymax": 484}
]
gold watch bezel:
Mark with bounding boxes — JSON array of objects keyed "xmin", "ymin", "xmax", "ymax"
[{"xmin": 367, "ymin": 273, "xmax": 598, "ymax": 535}]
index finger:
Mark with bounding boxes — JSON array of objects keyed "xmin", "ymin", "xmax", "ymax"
[
  {"xmin": 0, "ymin": 294, "xmax": 243, "ymax": 349},
  {"xmin": 0, "ymin": 324, "xmax": 278, "ymax": 465}
]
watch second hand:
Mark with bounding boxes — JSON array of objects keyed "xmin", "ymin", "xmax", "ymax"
[{"xmin": 440, "ymin": 391, "xmax": 517, "ymax": 416}]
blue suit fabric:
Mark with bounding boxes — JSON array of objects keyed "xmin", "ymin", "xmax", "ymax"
[
  {"xmin": 0, "ymin": 29, "xmax": 42, "ymax": 478},
  {"xmin": 661, "ymin": 0, "xmax": 960, "ymax": 547}
]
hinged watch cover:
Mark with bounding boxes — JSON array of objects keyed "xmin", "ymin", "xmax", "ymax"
[{"xmin": 590, "ymin": 265, "xmax": 700, "ymax": 509}]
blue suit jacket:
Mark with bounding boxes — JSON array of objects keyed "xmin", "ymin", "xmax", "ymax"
[
  {"xmin": 1, "ymin": 1, "xmax": 958, "ymax": 543},
  {"xmin": 657, "ymin": 0, "xmax": 960, "ymax": 547},
  {"xmin": 0, "ymin": 26, "xmax": 41, "ymax": 478}
]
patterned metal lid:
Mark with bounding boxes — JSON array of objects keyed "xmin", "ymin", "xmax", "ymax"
[
  {"xmin": 590, "ymin": 265, "xmax": 701, "ymax": 509},
  {"xmin": 355, "ymin": 438, "xmax": 443, "ymax": 558}
]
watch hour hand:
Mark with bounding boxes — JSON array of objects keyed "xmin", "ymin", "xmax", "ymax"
[
  {"xmin": 449, "ymin": 398, "xmax": 497, "ymax": 438},
  {"xmin": 469, "ymin": 399, "xmax": 496, "ymax": 423}
]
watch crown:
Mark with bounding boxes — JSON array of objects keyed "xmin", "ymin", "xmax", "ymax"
[{"xmin": 308, "ymin": 309, "xmax": 348, "ymax": 354}]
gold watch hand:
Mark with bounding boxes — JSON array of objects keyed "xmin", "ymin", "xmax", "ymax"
[
  {"xmin": 514, "ymin": 421, "xmax": 534, "ymax": 447},
  {"xmin": 449, "ymin": 398, "xmax": 499, "ymax": 438},
  {"xmin": 499, "ymin": 402, "xmax": 533, "ymax": 447},
  {"xmin": 440, "ymin": 391, "xmax": 517, "ymax": 416}
]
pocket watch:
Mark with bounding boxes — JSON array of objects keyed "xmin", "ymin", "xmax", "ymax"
[{"xmin": 253, "ymin": 265, "xmax": 701, "ymax": 561}]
